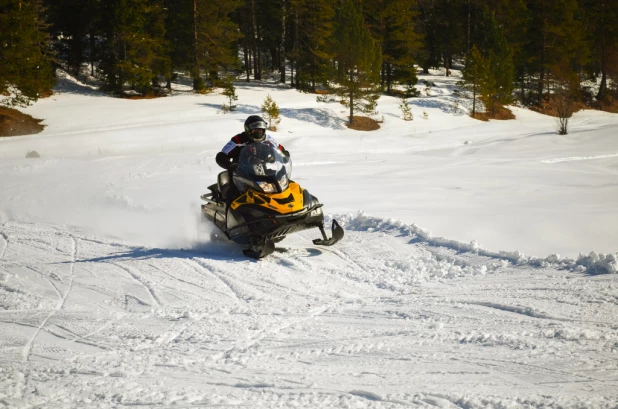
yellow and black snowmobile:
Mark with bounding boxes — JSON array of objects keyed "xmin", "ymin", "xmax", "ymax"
[{"xmin": 201, "ymin": 142, "xmax": 344, "ymax": 258}]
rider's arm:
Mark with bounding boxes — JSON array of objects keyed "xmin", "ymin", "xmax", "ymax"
[
  {"xmin": 216, "ymin": 138, "xmax": 243, "ymax": 169},
  {"xmin": 216, "ymin": 151, "xmax": 232, "ymax": 169}
]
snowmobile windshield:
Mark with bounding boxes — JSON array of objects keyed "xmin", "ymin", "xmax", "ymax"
[{"xmin": 234, "ymin": 142, "xmax": 292, "ymax": 194}]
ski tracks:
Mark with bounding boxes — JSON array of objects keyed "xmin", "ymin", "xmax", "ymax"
[
  {"xmin": 186, "ymin": 257, "xmax": 246, "ymax": 306},
  {"xmin": 22, "ymin": 236, "xmax": 76, "ymax": 362},
  {"xmin": 217, "ymin": 299, "xmax": 344, "ymax": 365},
  {"xmin": 111, "ymin": 261, "xmax": 162, "ymax": 309},
  {"xmin": 0, "ymin": 230, "xmax": 8, "ymax": 262}
]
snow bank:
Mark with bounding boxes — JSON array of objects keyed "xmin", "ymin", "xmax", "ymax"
[{"xmin": 340, "ymin": 212, "xmax": 618, "ymax": 275}]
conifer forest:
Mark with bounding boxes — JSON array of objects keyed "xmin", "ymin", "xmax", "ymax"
[{"xmin": 1, "ymin": 0, "xmax": 617, "ymax": 115}]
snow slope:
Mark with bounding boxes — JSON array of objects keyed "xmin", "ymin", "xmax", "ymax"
[{"xmin": 0, "ymin": 70, "xmax": 617, "ymax": 408}]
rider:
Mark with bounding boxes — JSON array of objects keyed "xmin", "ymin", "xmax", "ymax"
[
  {"xmin": 215, "ymin": 115, "xmax": 289, "ymax": 202},
  {"xmin": 216, "ymin": 115, "xmax": 289, "ymax": 170}
]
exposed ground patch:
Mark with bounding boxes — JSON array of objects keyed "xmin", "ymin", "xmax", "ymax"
[
  {"xmin": 0, "ymin": 107, "xmax": 45, "ymax": 137},
  {"xmin": 346, "ymin": 115, "xmax": 380, "ymax": 131}
]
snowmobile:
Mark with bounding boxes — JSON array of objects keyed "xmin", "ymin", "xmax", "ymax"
[{"xmin": 200, "ymin": 142, "xmax": 344, "ymax": 259}]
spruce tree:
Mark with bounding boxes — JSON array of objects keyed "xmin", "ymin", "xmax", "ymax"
[
  {"xmin": 399, "ymin": 96, "xmax": 413, "ymax": 121},
  {"xmin": 0, "ymin": 0, "xmax": 55, "ymax": 107},
  {"xmin": 261, "ymin": 94, "xmax": 281, "ymax": 130},
  {"xmin": 191, "ymin": 0, "xmax": 242, "ymax": 90},
  {"xmin": 331, "ymin": 0, "xmax": 382, "ymax": 124},
  {"xmin": 480, "ymin": 0, "xmax": 528, "ymax": 104},
  {"xmin": 365, "ymin": 0, "xmax": 423, "ymax": 93},
  {"xmin": 524, "ymin": 0, "xmax": 587, "ymax": 105},
  {"xmin": 46, "ymin": 0, "xmax": 101, "ymax": 78},
  {"xmin": 416, "ymin": 0, "xmax": 466, "ymax": 76},
  {"xmin": 287, "ymin": 0, "xmax": 335, "ymax": 91},
  {"xmin": 98, "ymin": 0, "xmax": 168, "ymax": 95},
  {"xmin": 460, "ymin": 45, "xmax": 492, "ymax": 116},
  {"xmin": 473, "ymin": 5, "xmax": 514, "ymax": 114},
  {"xmin": 581, "ymin": 0, "xmax": 618, "ymax": 103},
  {"xmin": 222, "ymin": 81, "xmax": 238, "ymax": 110}
]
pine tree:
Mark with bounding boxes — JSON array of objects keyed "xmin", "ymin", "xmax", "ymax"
[
  {"xmin": 98, "ymin": 0, "xmax": 168, "ymax": 95},
  {"xmin": 0, "ymin": 0, "xmax": 55, "ymax": 107},
  {"xmin": 581, "ymin": 0, "xmax": 618, "ymax": 103},
  {"xmin": 236, "ymin": 0, "xmax": 273, "ymax": 83},
  {"xmin": 46, "ymin": 0, "xmax": 101, "ymax": 78},
  {"xmin": 331, "ymin": 0, "xmax": 382, "ymax": 124},
  {"xmin": 473, "ymin": 5, "xmax": 514, "ymax": 114},
  {"xmin": 416, "ymin": 0, "xmax": 466, "ymax": 76},
  {"xmin": 365, "ymin": 0, "xmax": 423, "ymax": 93},
  {"xmin": 460, "ymin": 45, "xmax": 492, "ymax": 116},
  {"xmin": 191, "ymin": 0, "xmax": 242, "ymax": 90},
  {"xmin": 261, "ymin": 94, "xmax": 281, "ymax": 130},
  {"xmin": 287, "ymin": 0, "xmax": 335, "ymax": 91},
  {"xmin": 222, "ymin": 81, "xmax": 238, "ymax": 110},
  {"xmin": 399, "ymin": 96, "xmax": 413, "ymax": 121},
  {"xmin": 524, "ymin": 0, "xmax": 587, "ymax": 105},
  {"xmin": 479, "ymin": 0, "xmax": 528, "ymax": 104}
]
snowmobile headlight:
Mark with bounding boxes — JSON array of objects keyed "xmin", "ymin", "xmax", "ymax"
[
  {"xmin": 279, "ymin": 174, "xmax": 289, "ymax": 190},
  {"xmin": 257, "ymin": 181, "xmax": 276, "ymax": 193}
]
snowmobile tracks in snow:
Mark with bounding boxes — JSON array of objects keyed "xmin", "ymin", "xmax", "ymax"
[
  {"xmin": 1, "ymin": 220, "xmax": 618, "ymax": 407},
  {"xmin": 22, "ymin": 236, "xmax": 76, "ymax": 362}
]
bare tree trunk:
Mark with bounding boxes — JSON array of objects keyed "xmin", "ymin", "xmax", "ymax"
[
  {"xmin": 538, "ymin": 25, "xmax": 547, "ymax": 105},
  {"xmin": 311, "ymin": 59, "xmax": 316, "ymax": 91},
  {"xmin": 244, "ymin": 39, "xmax": 250, "ymax": 81},
  {"xmin": 90, "ymin": 30, "xmax": 95, "ymax": 77},
  {"xmin": 387, "ymin": 63, "xmax": 392, "ymax": 93},
  {"xmin": 280, "ymin": 0, "xmax": 286, "ymax": 83},
  {"xmin": 472, "ymin": 81, "xmax": 477, "ymax": 116},
  {"xmin": 467, "ymin": 0, "xmax": 471, "ymax": 53},
  {"xmin": 349, "ymin": 69, "xmax": 354, "ymax": 124},
  {"xmin": 256, "ymin": 27, "xmax": 262, "ymax": 80},
  {"xmin": 520, "ymin": 70, "xmax": 525, "ymax": 105},
  {"xmin": 250, "ymin": 0, "xmax": 261, "ymax": 80},
  {"xmin": 293, "ymin": 8, "xmax": 299, "ymax": 88},
  {"xmin": 597, "ymin": 0, "xmax": 608, "ymax": 101},
  {"xmin": 192, "ymin": 0, "xmax": 200, "ymax": 90}
]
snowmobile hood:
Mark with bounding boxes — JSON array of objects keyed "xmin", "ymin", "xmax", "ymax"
[{"xmin": 230, "ymin": 181, "xmax": 305, "ymax": 214}]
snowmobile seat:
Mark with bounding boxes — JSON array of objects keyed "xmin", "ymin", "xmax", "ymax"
[
  {"xmin": 218, "ymin": 170, "xmax": 233, "ymax": 203},
  {"xmin": 218, "ymin": 170, "xmax": 230, "ymax": 189}
]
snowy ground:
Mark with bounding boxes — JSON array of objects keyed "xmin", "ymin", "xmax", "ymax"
[{"xmin": 0, "ymin": 70, "xmax": 617, "ymax": 408}]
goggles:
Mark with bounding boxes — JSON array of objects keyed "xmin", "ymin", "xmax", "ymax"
[{"xmin": 247, "ymin": 121, "xmax": 267, "ymax": 130}]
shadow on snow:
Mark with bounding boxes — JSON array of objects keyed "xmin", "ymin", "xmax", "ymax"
[{"xmin": 197, "ymin": 103, "xmax": 347, "ymax": 130}]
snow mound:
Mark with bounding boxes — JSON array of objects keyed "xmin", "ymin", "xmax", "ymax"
[{"xmin": 339, "ymin": 212, "xmax": 618, "ymax": 275}]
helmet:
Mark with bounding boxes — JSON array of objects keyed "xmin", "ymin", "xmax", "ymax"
[{"xmin": 244, "ymin": 115, "xmax": 267, "ymax": 142}]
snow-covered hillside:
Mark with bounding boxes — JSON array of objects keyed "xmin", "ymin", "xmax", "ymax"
[{"xmin": 0, "ymin": 71, "xmax": 617, "ymax": 408}]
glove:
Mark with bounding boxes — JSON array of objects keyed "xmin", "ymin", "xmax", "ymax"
[
  {"xmin": 281, "ymin": 148, "xmax": 290, "ymax": 157},
  {"xmin": 229, "ymin": 163, "xmax": 238, "ymax": 171}
]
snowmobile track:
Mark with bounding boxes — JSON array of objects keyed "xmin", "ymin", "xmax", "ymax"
[{"xmin": 22, "ymin": 237, "xmax": 76, "ymax": 362}]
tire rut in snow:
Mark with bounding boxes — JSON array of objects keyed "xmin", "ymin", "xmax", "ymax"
[
  {"xmin": 111, "ymin": 261, "xmax": 161, "ymax": 309},
  {"xmin": 0, "ymin": 231, "xmax": 8, "ymax": 261},
  {"xmin": 23, "ymin": 236, "xmax": 77, "ymax": 362},
  {"xmin": 186, "ymin": 258, "xmax": 248, "ymax": 305}
]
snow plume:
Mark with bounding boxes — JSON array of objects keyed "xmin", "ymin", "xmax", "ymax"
[{"xmin": 341, "ymin": 212, "xmax": 617, "ymax": 275}]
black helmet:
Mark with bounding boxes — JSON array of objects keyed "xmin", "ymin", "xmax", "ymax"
[{"xmin": 244, "ymin": 115, "xmax": 267, "ymax": 142}]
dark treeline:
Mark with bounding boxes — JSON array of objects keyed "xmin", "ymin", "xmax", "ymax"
[{"xmin": 1, "ymin": 0, "xmax": 617, "ymax": 113}]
